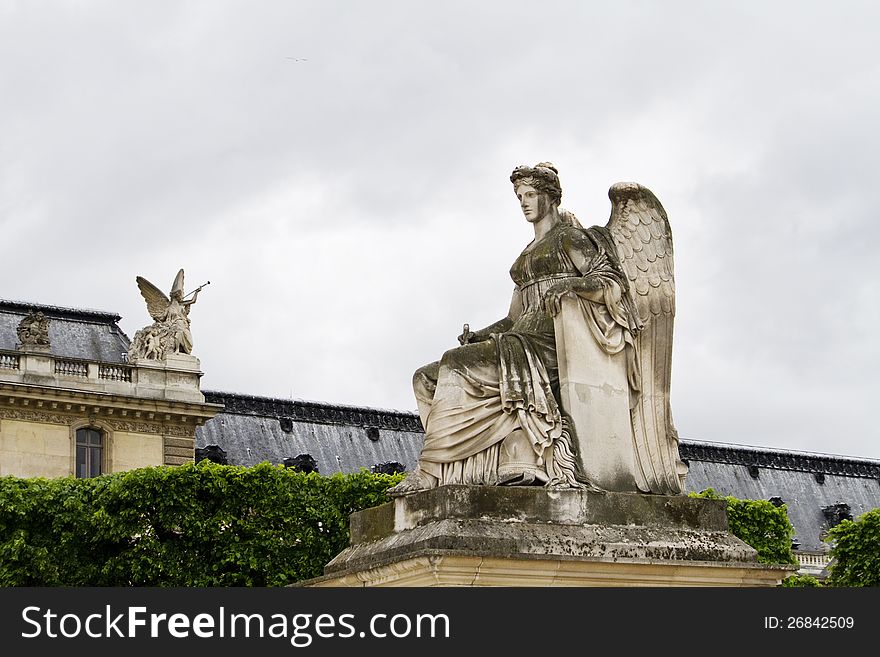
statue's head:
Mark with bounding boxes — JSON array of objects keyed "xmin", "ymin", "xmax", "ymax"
[{"xmin": 510, "ymin": 162, "xmax": 562, "ymax": 205}]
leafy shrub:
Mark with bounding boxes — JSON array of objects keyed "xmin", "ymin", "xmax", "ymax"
[
  {"xmin": 780, "ymin": 574, "xmax": 823, "ymax": 587},
  {"xmin": 690, "ymin": 488, "xmax": 798, "ymax": 566},
  {"xmin": 824, "ymin": 508, "xmax": 880, "ymax": 587},
  {"xmin": 0, "ymin": 462, "xmax": 403, "ymax": 586}
]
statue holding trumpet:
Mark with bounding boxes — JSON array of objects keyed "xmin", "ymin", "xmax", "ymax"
[{"xmin": 128, "ymin": 269, "xmax": 211, "ymax": 361}]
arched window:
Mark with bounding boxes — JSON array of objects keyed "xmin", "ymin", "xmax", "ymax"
[{"xmin": 75, "ymin": 427, "xmax": 103, "ymax": 478}]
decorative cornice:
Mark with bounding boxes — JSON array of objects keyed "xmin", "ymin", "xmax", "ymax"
[
  {"xmin": 0, "ymin": 299, "xmax": 122, "ymax": 323},
  {"xmin": 109, "ymin": 420, "xmax": 195, "ymax": 437},
  {"xmin": 679, "ymin": 441, "xmax": 880, "ymax": 479},
  {"xmin": 0, "ymin": 381, "xmax": 222, "ymax": 428},
  {"xmin": 0, "ymin": 407, "xmax": 75, "ymax": 425},
  {"xmin": 0, "ymin": 406, "xmax": 197, "ymax": 437}
]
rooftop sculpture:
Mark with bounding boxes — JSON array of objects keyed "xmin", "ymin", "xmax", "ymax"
[
  {"xmin": 391, "ymin": 163, "xmax": 688, "ymax": 496},
  {"xmin": 128, "ymin": 269, "xmax": 209, "ymax": 362},
  {"xmin": 16, "ymin": 310, "xmax": 50, "ymax": 349}
]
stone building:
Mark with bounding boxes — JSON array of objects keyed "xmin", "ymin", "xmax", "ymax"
[
  {"xmin": 2, "ymin": 297, "xmax": 879, "ymax": 577},
  {"xmin": 0, "ymin": 300, "xmax": 221, "ymax": 478}
]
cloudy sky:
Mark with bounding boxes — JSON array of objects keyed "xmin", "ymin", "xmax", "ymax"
[{"xmin": 2, "ymin": 1, "xmax": 878, "ymax": 460}]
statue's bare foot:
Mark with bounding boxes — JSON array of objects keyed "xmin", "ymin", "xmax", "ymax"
[{"xmin": 388, "ymin": 468, "xmax": 435, "ymax": 496}]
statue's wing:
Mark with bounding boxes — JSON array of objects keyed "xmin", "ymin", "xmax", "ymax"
[
  {"xmin": 136, "ymin": 276, "xmax": 170, "ymax": 322},
  {"xmin": 606, "ymin": 182, "xmax": 686, "ymax": 494}
]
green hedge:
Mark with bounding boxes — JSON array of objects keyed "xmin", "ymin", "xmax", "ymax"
[
  {"xmin": 0, "ymin": 462, "xmax": 403, "ymax": 586},
  {"xmin": 689, "ymin": 490, "xmax": 880, "ymax": 587},
  {"xmin": 689, "ymin": 488, "xmax": 798, "ymax": 566},
  {"xmin": 779, "ymin": 574, "xmax": 822, "ymax": 587},
  {"xmin": 11, "ymin": 470, "xmax": 872, "ymax": 587}
]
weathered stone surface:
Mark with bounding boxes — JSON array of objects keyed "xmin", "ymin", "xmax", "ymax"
[
  {"xmin": 16, "ymin": 311, "xmax": 50, "ymax": 348},
  {"xmin": 163, "ymin": 445, "xmax": 195, "ymax": 459},
  {"xmin": 305, "ymin": 554, "xmax": 791, "ymax": 587},
  {"xmin": 128, "ymin": 269, "xmax": 209, "ymax": 362},
  {"xmin": 164, "ymin": 436, "xmax": 196, "ymax": 449},
  {"xmin": 162, "ymin": 455, "xmax": 192, "ymax": 466},
  {"xmin": 133, "ymin": 355, "xmax": 205, "ymax": 403},
  {"xmin": 393, "ymin": 165, "xmax": 687, "ymax": 497},
  {"xmin": 357, "ymin": 485, "xmax": 729, "ymax": 540},
  {"xmin": 302, "ymin": 485, "xmax": 795, "ymax": 587}
]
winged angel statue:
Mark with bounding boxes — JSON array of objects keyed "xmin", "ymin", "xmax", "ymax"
[
  {"xmin": 127, "ymin": 269, "xmax": 208, "ymax": 362},
  {"xmin": 390, "ymin": 163, "xmax": 688, "ymax": 497}
]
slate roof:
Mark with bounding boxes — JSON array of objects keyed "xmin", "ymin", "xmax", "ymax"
[
  {"xmin": 681, "ymin": 441, "xmax": 880, "ymax": 552},
  {"xmin": 197, "ymin": 390, "xmax": 880, "ymax": 554},
  {"xmin": 0, "ymin": 299, "xmax": 130, "ymax": 363},
  {"xmin": 197, "ymin": 390, "xmax": 423, "ymax": 476}
]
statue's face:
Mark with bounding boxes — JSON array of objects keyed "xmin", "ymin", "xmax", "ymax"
[{"xmin": 515, "ymin": 183, "xmax": 551, "ymax": 222}]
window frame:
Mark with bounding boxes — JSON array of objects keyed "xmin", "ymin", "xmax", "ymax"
[{"xmin": 70, "ymin": 421, "xmax": 113, "ymax": 477}]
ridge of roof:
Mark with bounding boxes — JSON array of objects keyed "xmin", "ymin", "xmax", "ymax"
[
  {"xmin": 0, "ymin": 298, "xmax": 122, "ymax": 323},
  {"xmin": 680, "ymin": 440, "xmax": 880, "ymax": 478},
  {"xmin": 203, "ymin": 389, "xmax": 423, "ymax": 432}
]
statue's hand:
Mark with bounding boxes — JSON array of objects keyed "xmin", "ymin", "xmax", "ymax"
[
  {"xmin": 544, "ymin": 280, "xmax": 578, "ymax": 317},
  {"xmin": 458, "ymin": 323, "xmax": 477, "ymax": 345}
]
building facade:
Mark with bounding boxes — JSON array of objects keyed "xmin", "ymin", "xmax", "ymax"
[{"xmin": 0, "ymin": 300, "xmax": 221, "ymax": 478}]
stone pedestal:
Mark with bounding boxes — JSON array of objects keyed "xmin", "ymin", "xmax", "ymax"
[
  {"xmin": 300, "ymin": 486, "xmax": 795, "ymax": 587},
  {"xmin": 132, "ymin": 353, "xmax": 205, "ymax": 402},
  {"xmin": 19, "ymin": 345, "xmax": 55, "ymax": 385}
]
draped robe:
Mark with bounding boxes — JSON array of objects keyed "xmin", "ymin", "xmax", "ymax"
[{"xmin": 412, "ymin": 220, "xmax": 641, "ymax": 487}]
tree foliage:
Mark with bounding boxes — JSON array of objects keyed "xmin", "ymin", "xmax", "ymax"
[
  {"xmin": 689, "ymin": 488, "xmax": 798, "ymax": 566},
  {"xmin": 779, "ymin": 574, "xmax": 823, "ymax": 587},
  {"xmin": 824, "ymin": 508, "xmax": 880, "ymax": 587},
  {"xmin": 0, "ymin": 462, "xmax": 403, "ymax": 586}
]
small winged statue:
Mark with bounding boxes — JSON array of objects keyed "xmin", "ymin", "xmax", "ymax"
[
  {"xmin": 391, "ymin": 162, "xmax": 687, "ymax": 497},
  {"xmin": 127, "ymin": 269, "xmax": 209, "ymax": 361}
]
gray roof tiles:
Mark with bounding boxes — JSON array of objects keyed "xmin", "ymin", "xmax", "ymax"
[
  {"xmin": 684, "ymin": 460, "xmax": 880, "ymax": 552},
  {"xmin": 197, "ymin": 390, "xmax": 423, "ymax": 476},
  {"xmin": 0, "ymin": 299, "xmax": 130, "ymax": 363}
]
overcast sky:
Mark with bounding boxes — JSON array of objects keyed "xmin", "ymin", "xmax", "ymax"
[{"xmin": 2, "ymin": 1, "xmax": 878, "ymax": 460}]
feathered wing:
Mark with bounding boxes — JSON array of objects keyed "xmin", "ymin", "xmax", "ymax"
[
  {"xmin": 136, "ymin": 276, "xmax": 170, "ymax": 322},
  {"xmin": 606, "ymin": 182, "xmax": 687, "ymax": 494}
]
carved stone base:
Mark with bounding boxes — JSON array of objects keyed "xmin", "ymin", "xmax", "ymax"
[
  {"xmin": 17, "ymin": 343, "xmax": 51, "ymax": 354},
  {"xmin": 298, "ymin": 485, "xmax": 795, "ymax": 587},
  {"xmin": 134, "ymin": 354, "xmax": 204, "ymax": 403},
  {"xmin": 163, "ymin": 353, "xmax": 201, "ymax": 371},
  {"xmin": 16, "ymin": 349, "xmax": 55, "ymax": 386}
]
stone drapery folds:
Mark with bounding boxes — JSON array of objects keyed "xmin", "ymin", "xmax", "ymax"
[{"xmin": 391, "ymin": 164, "xmax": 687, "ymax": 497}]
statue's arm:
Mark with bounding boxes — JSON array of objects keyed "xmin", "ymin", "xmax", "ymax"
[{"xmin": 459, "ymin": 288, "xmax": 521, "ymax": 344}]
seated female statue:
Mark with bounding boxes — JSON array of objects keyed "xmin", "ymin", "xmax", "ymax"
[{"xmin": 390, "ymin": 162, "xmax": 646, "ymax": 494}]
